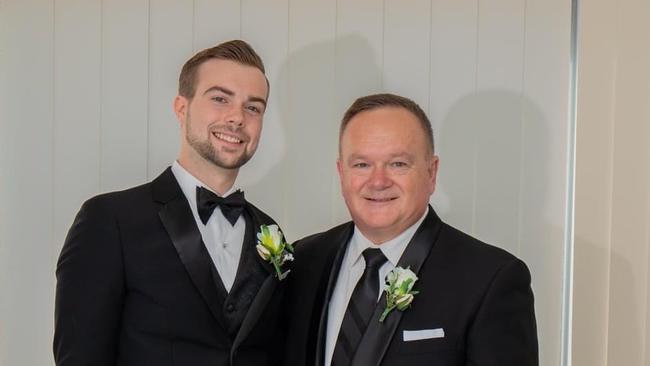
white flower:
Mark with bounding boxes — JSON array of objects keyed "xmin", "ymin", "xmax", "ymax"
[
  {"xmin": 256, "ymin": 244, "xmax": 271, "ymax": 260},
  {"xmin": 256, "ymin": 224, "xmax": 295, "ymax": 281},
  {"xmin": 392, "ymin": 267, "xmax": 418, "ymax": 293},
  {"xmin": 257, "ymin": 224, "xmax": 284, "ymax": 255},
  {"xmin": 380, "ymin": 266, "xmax": 420, "ymax": 322}
]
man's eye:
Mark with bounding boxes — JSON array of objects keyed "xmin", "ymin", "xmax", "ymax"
[
  {"xmin": 391, "ymin": 161, "xmax": 408, "ymax": 168},
  {"xmin": 212, "ymin": 96, "xmax": 227, "ymax": 103},
  {"xmin": 246, "ymin": 105, "xmax": 262, "ymax": 114},
  {"xmin": 352, "ymin": 162, "xmax": 369, "ymax": 168}
]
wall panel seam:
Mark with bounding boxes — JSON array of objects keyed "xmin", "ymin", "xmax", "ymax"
[
  {"xmin": 516, "ymin": 0, "xmax": 529, "ymax": 258},
  {"xmin": 284, "ymin": 0, "xmax": 291, "ymax": 228},
  {"xmin": 99, "ymin": 0, "xmax": 104, "ymax": 192},
  {"xmin": 330, "ymin": 0, "xmax": 339, "ymax": 227},
  {"xmin": 380, "ymin": 0, "xmax": 385, "ymax": 88},
  {"xmin": 426, "ymin": 0, "xmax": 432, "ymax": 116},
  {"xmin": 604, "ymin": 9, "xmax": 619, "ymax": 361},
  {"xmin": 470, "ymin": 0, "xmax": 480, "ymax": 235},
  {"xmin": 191, "ymin": 0, "xmax": 196, "ymax": 52},
  {"xmin": 146, "ymin": 0, "xmax": 151, "ymax": 180},
  {"xmin": 50, "ymin": 0, "xmax": 59, "ymax": 284}
]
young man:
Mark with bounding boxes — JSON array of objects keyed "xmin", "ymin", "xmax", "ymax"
[
  {"xmin": 285, "ymin": 93, "xmax": 538, "ymax": 366},
  {"xmin": 54, "ymin": 40, "xmax": 286, "ymax": 366}
]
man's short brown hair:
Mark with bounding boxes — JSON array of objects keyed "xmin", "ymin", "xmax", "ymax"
[
  {"xmin": 340, "ymin": 93, "xmax": 435, "ymax": 153},
  {"xmin": 178, "ymin": 40, "xmax": 267, "ymax": 99}
]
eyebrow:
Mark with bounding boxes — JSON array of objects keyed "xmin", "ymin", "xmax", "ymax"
[
  {"xmin": 347, "ymin": 152, "xmax": 414, "ymax": 160},
  {"xmin": 203, "ymin": 85, "xmax": 267, "ymax": 107}
]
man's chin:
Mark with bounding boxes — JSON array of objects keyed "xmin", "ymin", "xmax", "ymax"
[
  {"xmin": 208, "ymin": 155, "xmax": 251, "ymax": 170},
  {"xmin": 211, "ymin": 160, "xmax": 246, "ymax": 170},
  {"xmin": 355, "ymin": 214, "xmax": 398, "ymax": 232}
]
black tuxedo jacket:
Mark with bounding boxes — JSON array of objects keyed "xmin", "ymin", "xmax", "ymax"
[
  {"xmin": 284, "ymin": 208, "xmax": 538, "ymax": 366},
  {"xmin": 54, "ymin": 168, "xmax": 286, "ymax": 366}
]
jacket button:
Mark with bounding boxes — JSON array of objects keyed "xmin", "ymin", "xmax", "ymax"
[{"xmin": 226, "ymin": 303, "xmax": 235, "ymax": 312}]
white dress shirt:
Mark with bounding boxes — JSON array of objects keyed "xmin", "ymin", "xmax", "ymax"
[
  {"xmin": 171, "ymin": 161, "xmax": 245, "ymax": 292},
  {"xmin": 324, "ymin": 207, "xmax": 429, "ymax": 366}
]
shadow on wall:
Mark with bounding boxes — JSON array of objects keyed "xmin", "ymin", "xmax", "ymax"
[
  {"xmin": 241, "ymin": 34, "xmax": 381, "ymax": 242},
  {"xmin": 433, "ymin": 90, "xmax": 546, "ymax": 255},
  {"xmin": 433, "ymin": 90, "xmax": 570, "ymax": 365}
]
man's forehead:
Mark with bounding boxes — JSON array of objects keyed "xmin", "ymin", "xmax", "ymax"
[
  {"xmin": 194, "ymin": 60, "xmax": 267, "ymax": 99},
  {"xmin": 196, "ymin": 59, "xmax": 265, "ymax": 85}
]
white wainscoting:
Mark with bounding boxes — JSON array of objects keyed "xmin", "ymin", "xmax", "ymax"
[{"xmin": 0, "ymin": 0, "xmax": 572, "ymax": 364}]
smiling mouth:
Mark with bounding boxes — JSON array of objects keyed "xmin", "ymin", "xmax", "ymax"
[
  {"xmin": 213, "ymin": 131, "xmax": 243, "ymax": 144},
  {"xmin": 365, "ymin": 197, "xmax": 397, "ymax": 202}
]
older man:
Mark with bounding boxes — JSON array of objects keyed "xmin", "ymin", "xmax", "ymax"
[{"xmin": 285, "ymin": 93, "xmax": 538, "ymax": 366}]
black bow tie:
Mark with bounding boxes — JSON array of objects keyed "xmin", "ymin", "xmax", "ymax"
[{"xmin": 196, "ymin": 186, "xmax": 246, "ymax": 226}]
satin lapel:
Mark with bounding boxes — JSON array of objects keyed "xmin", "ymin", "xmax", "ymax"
[
  {"xmin": 351, "ymin": 208, "xmax": 443, "ymax": 366},
  {"xmin": 248, "ymin": 209, "xmax": 276, "ymax": 277},
  {"xmin": 314, "ymin": 223, "xmax": 355, "ymax": 366},
  {"xmin": 231, "ymin": 207, "xmax": 276, "ymax": 350},
  {"xmin": 155, "ymin": 170, "xmax": 227, "ymax": 329}
]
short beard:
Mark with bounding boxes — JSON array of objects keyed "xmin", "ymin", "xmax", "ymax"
[
  {"xmin": 185, "ymin": 112, "xmax": 252, "ymax": 170},
  {"xmin": 187, "ymin": 135, "xmax": 251, "ymax": 169}
]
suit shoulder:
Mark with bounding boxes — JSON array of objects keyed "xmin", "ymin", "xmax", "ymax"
[
  {"xmin": 438, "ymin": 223, "xmax": 529, "ymax": 272},
  {"xmin": 80, "ymin": 181, "xmax": 152, "ymax": 213},
  {"xmin": 293, "ymin": 222, "xmax": 351, "ymax": 255}
]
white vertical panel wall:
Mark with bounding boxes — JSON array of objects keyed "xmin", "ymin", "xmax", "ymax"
[
  {"xmin": 1, "ymin": 1, "xmax": 55, "ymax": 365},
  {"xmin": 428, "ymin": 0, "xmax": 478, "ymax": 231},
  {"xmin": 52, "ymin": 0, "xmax": 102, "ymax": 268},
  {"xmin": 519, "ymin": 0, "xmax": 572, "ymax": 363},
  {"xmin": 282, "ymin": 0, "xmax": 338, "ymax": 240},
  {"xmin": 101, "ymin": 0, "xmax": 149, "ymax": 191},
  {"xmin": 238, "ymin": 0, "xmax": 289, "ymax": 224},
  {"xmin": 383, "ymin": 0, "xmax": 431, "ymax": 109},
  {"xmin": 0, "ymin": 1, "xmax": 572, "ymax": 364},
  {"xmin": 147, "ymin": 0, "xmax": 192, "ymax": 178}
]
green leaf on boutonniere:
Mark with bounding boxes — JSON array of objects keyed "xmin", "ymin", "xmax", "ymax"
[{"xmin": 379, "ymin": 266, "xmax": 419, "ymax": 322}]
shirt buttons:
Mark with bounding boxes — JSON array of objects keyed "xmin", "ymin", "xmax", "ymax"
[
  {"xmin": 226, "ymin": 303, "xmax": 235, "ymax": 312},
  {"xmin": 222, "ymin": 242, "xmax": 228, "ymax": 249}
]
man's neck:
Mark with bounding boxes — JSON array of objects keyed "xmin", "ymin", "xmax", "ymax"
[{"xmin": 176, "ymin": 156, "xmax": 238, "ymax": 196}]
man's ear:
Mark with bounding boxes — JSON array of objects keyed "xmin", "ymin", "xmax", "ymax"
[
  {"xmin": 337, "ymin": 158, "xmax": 347, "ymax": 186},
  {"xmin": 429, "ymin": 155, "xmax": 440, "ymax": 194},
  {"xmin": 173, "ymin": 95, "xmax": 189, "ymax": 125}
]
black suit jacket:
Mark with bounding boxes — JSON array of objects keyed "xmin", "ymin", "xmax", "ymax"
[
  {"xmin": 284, "ymin": 208, "xmax": 538, "ymax": 366},
  {"xmin": 54, "ymin": 168, "xmax": 286, "ymax": 366}
]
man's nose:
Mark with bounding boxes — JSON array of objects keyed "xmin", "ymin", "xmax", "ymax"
[
  {"xmin": 225, "ymin": 105, "xmax": 244, "ymax": 127},
  {"xmin": 368, "ymin": 167, "xmax": 392, "ymax": 189}
]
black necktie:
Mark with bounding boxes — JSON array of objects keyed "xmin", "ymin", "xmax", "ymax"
[
  {"xmin": 331, "ymin": 248, "xmax": 388, "ymax": 366},
  {"xmin": 196, "ymin": 186, "xmax": 246, "ymax": 226}
]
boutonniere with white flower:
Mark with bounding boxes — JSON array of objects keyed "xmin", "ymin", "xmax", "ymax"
[
  {"xmin": 379, "ymin": 266, "xmax": 419, "ymax": 322},
  {"xmin": 256, "ymin": 224, "xmax": 294, "ymax": 280}
]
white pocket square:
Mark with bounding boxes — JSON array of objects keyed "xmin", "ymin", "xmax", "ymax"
[{"xmin": 403, "ymin": 328, "xmax": 445, "ymax": 341}]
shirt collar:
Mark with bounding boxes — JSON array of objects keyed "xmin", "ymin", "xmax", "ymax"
[
  {"xmin": 171, "ymin": 160, "xmax": 239, "ymax": 209},
  {"xmin": 349, "ymin": 206, "xmax": 430, "ymax": 267}
]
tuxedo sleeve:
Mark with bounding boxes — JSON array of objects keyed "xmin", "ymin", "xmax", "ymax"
[
  {"xmin": 54, "ymin": 197, "xmax": 125, "ymax": 366},
  {"xmin": 466, "ymin": 258, "xmax": 538, "ymax": 366}
]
